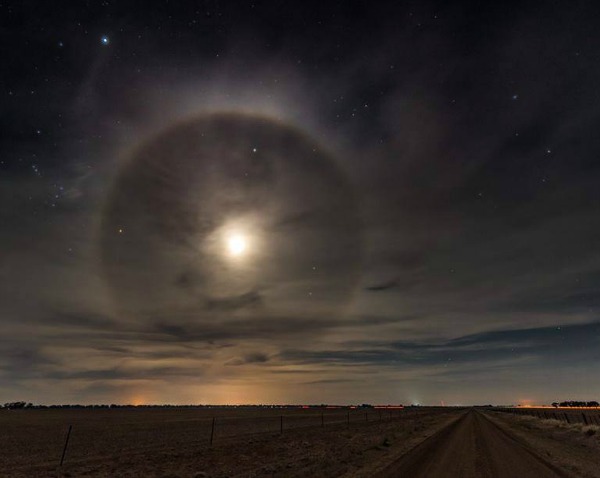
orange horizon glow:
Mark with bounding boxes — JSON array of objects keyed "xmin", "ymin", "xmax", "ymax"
[{"xmin": 129, "ymin": 396, "xmax": 147, "ymax": 406}]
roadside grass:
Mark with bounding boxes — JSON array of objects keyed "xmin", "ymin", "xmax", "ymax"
[{"xmin": 516, "ymin": 414, "xmax": 600, "ymax": 437}]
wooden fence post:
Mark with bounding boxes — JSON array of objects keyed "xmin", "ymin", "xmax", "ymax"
[
  {"xmin": 280, "ymin": 415, "xmax": 283, "ymax": 434},
  {"xmin": 582, "ymin": 413, "xmax": 588, "ymax": 425},
  {"xmin": 210, "ymin": 417, "xmax": 215, "ymax": 446},
  {"xmin": 321, "ymin": 412, "xmax": 324, "ymax": 428},
  {"xmin": 60, "ymin": 425, "xmax": 72, "ymax": 466}
]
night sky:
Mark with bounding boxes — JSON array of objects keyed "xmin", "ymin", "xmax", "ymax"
[{"xmin": 2, "ymin": 0, "xmax": 600, "ymax": 406}]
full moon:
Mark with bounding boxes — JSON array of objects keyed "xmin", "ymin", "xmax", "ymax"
[{"xmin": 227, "ymin": 234, "xmax": 247, "ymax": 257}]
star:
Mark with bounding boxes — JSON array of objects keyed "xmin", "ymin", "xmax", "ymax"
[{"xmin": 101, "ymin": 36, "xmax": 110, "ymax": 45}]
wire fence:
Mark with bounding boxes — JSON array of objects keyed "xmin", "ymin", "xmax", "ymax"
[
  {"xmin": 1, "ymin": 407, "xmax": 447, "ymax": 470},
  {"xmin": 493, "ymin": 407, "xmax": 600, "ymax": 425}
]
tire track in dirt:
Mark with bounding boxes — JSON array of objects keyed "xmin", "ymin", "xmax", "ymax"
[{"xmin": 375, "ymin": 409, "xmax": 575, "ymax": 478}]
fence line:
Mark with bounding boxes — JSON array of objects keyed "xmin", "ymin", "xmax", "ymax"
[
  {"xmin": 493, "ymin": 407, "xmax": 600, "ymax": 425},
  {"xmin": 59, "ymin": 424, "xmax": 72, "ymax": 466},
  {"xmin": 49, "ymin": 407, "xmax": 451, "ymax": 465}
]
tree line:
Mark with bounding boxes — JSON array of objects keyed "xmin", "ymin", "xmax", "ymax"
[
  {"xmin": 551, "ymin": 401, "xmax": 599, "ymax": 408},
  {"xmin": 1, "ymin": 402, "xmax": 208, "ymax": 409},
  {"xmin": 2, "ymin": 402, "xmax": 385, "ymax": 410}
]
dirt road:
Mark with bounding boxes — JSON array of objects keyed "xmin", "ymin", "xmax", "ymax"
[{"xmin": 376, "ymin": 409, "xmax": 573, "ymax": 478}]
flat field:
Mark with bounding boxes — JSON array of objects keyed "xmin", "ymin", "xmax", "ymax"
[{"xmin": 0, "ymin": 406, "xmax": 457, "ymax": 477}]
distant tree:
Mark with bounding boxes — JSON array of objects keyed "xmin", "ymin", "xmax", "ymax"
[
  {"xmin": 551, "ymin": 402, "xmax": 559, "ymax": 408},
  {"xmin": 557, "ymin": 400, "xmax": 598, "ymax": 408}
]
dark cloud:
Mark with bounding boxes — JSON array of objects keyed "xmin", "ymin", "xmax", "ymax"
[
  {"xmin": 226, "ymin": 352, "xmax": 270, "ymax": 366},
  {"xmin": 280, "ymin": 321, "xmax": 600, "ymax": 369},
  {"xmin": 0, "ymin": 347, "xmax": 53, "ymax": 378},
  {"xmin": 43, "ymin": 366, "xmax": 208, "ymax": 381},
  {"xmin": 48, "ymin": 311, "xmax": 119, "ymax": 329},
  {"xmin": 204, "ymin": 291, "xmax": 264, "ymax": 311},
  {"xmin": 302, "ymin": 379, "xmax": 358, "ymax": 385},
  {"xmin": 366, "ymin": 279, "xmax": 399, "ymax": 292}
]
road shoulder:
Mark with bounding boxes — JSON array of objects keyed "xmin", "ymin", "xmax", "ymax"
[
  {"xmin": 483, "ymin": 411, "xmax": 600, "ymax": 478},
  {"xmin": 345, "ymin": 411, "xmax": 466, "ymax": 478}
]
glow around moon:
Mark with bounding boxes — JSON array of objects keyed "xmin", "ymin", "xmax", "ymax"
[{"xmin": 100, "ymin": 112, "xmax": 363, "ymax": 323}]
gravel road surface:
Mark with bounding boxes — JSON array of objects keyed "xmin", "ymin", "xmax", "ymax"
[{"xmin": 376, "ymin": 409, "xmax": 573, "ymax": 478}]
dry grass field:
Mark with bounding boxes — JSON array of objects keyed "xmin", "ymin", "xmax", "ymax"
[
  {"xmin": 486, "ymin": 410, "xmax": 600, "ymax": 477},
  {"xmin": 0, "ymin": 406, "xmax": 459, "ymax": 477},
  {"xmin": 498, "ymin": 408, "xmax": 600, "ymax": 426}
]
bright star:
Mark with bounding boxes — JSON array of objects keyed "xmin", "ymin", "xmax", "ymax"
[{"xmin": 101, "ymin": 36, "xmax": 110, "ymax": 45}]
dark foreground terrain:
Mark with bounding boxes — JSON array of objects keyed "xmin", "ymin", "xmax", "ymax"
[
  {"xmin": 377, "ymin": 409, "xmax": 571, "ymax": 477},
  {"xmin": 2, "ymin": 407, "xmax": 600, "ymax": 477}
]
